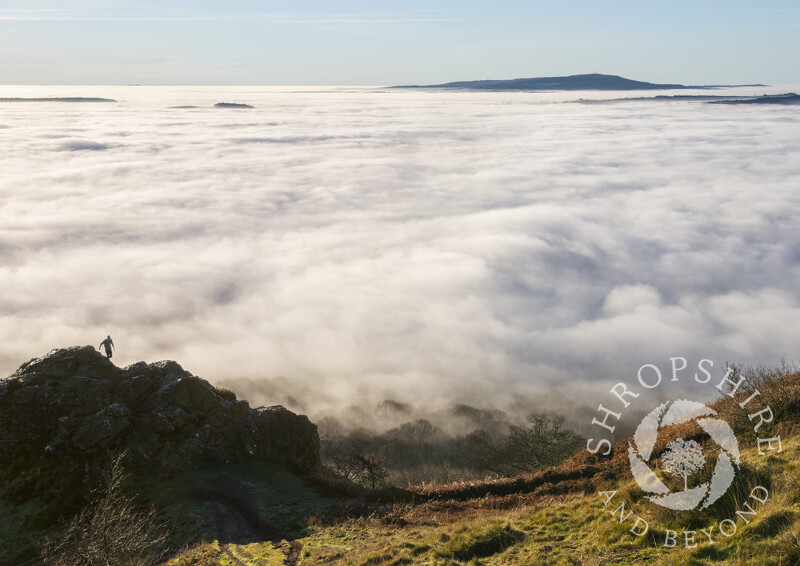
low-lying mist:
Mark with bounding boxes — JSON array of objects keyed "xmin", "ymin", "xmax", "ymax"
[{"xmin": 1, "ymin": 85, "xmax": 798, "ymax": 424}]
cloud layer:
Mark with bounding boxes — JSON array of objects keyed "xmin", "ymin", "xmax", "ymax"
[{"xmin": 1, "ymin": 86, "xmax": 799, "ymax": 417}]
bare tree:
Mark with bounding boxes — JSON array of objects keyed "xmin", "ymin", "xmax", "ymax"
[
  {"xmin": 325, "ymin": 435, "xmax": 367, "ymax": 483},
  {"xmin": 662, "ymin": 439, "xmax": 706, "ymax": 491},
  {"xmin": 482, "ymin": 413, "xmax": 584, "ymax": 477},
  {"xmin": 353, "ymin": 450, "xmax": 389, "ymax": 489},
  {"xmin": 40, "ymin": 452, "xmax": 169, "ymax": 566},
  {"xmin": 324, "ymin": 435, "xmax": 389, "ymax": 488}
]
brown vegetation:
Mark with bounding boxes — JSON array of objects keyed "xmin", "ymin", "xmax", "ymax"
[{"xmin": 313, "ymin": 364, "xmax": 800, "ymax": 529}]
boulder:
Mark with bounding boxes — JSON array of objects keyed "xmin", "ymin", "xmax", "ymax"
[{"xmin": 73, "ymin": 403, "xmax": 132, "ymax": 450}]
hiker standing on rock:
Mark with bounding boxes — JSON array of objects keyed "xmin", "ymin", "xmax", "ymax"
[{"xmin": 99, "ymin": 335, "xmax": 114, "ymax": 359}]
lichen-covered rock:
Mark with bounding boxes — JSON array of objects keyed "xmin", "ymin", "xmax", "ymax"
[
  {"xmin": 162, "ymin": 375, "xmax": 221, "ymax": 417},
  {"xmin": 72, "ymin": 403, "xmax": 132, "ymax": 449},
  {"xmin": 0, "ymin": 346, "xmax": 320, "ymax": 478},
  {"xmin": 151, "ymin": 405, "xmax": 191, "ymax": 434}
]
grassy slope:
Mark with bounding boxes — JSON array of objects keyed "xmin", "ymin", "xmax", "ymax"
[
  {"xmin": 5, "ymin": 367, "xmax": 797, "ymax": 565},
  {"xmin": 167, "ymin": 365, "xmax": 800, "ymax": 566},
  {"xmin": 166, "ymin": 435, "xmax": 800, "ymax": 565}
]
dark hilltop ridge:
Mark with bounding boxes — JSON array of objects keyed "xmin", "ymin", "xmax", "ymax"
[
  {"xmin": 0, "ymin": 346, "xmax": 319, "ymax": 476},
  {"xmin": 393, "ymin": 73, "xmax": 764, "ymax": 91}
]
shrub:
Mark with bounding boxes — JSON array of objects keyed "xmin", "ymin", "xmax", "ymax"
[{"xmin": 39, "ymin": 452, "xmax": 169, "ymax": 566}]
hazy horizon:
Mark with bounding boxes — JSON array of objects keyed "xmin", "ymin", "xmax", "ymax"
[
  {"xmin": 0, "ymin": 73, "xmax": 792, "ymax": 90},
  {"xmin": 0, "ymin": 74, "xmax": 786, "ymax": 88}
]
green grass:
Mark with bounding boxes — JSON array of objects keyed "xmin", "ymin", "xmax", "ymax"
[
  {"xmin": 435, "ymin": 522, "xmax": 525, "ymax": 560},
  {"xmin": 0, "ymin": 490, "xmax": 43, "ymax": 563},
  {"xmin": 5, "ymin": 436, "xmax": 798, "ymax": 565},
  {"xmin": 166, "ymin": 437, "xmax": 800, "ymax": 565}
]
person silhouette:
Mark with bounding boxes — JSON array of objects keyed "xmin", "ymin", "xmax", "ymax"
[{"xmin": 99, "ymin": 335, "xmax": 115, "ymax": 359}]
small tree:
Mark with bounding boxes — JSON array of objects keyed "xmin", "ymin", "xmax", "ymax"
[
  {"xmin": 40, "ymin": 452, "xmax": 169, "ymax": 566},
  {"xmin": 325, "ymin": 434, "xmax": 368, "ymax": 483},
  {"xmin": 323, "ymin": 435, "xmax": 389, "ymax": 489},
  {"xmin": 354, "ymin": 450, "xmax": 389, "ymax": 489},
  {"xmin": 661, "ymin": 439, "xmax": 706, "ymax": 491},
  {"xmin": 482, "ymin": 413, "xmax": 584, "ymax": 477}
]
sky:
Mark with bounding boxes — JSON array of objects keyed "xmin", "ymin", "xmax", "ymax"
[
  {"xmin": 0, "ymin": 87, "xmax": 798, "ymax": 424},
  {"xmin": 1, "ymin": 1, "xmax": 799, "ymax": 85}
]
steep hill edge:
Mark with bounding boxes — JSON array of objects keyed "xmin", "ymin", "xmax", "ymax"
[{"xmin": 0, "ymin": 345, "xmax": 321, "ymax": 535}]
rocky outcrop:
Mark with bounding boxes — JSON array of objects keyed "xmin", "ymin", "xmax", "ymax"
[{"xmin": 0, "ymin": 346, "xmax": 319, "ymax": 476}]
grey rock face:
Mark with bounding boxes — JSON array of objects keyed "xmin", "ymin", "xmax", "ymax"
[{"xmin": 0, "ymin": 346, "xmax": 320, "ymax": 476}]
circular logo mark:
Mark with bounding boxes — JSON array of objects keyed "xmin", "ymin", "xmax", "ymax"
[{"xmin": 628, "ymin": 399, "xmax": 741, "ymax": 511}]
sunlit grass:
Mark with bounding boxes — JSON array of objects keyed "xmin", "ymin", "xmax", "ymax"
[{"xmin": 167, "ymin": 428, "xmax": 800, "ymax": 565}]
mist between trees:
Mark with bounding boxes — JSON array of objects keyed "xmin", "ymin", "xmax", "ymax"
[
  {"xmin": 318, "ymin": 405, "xmax": 585, "ymax": 488},
  {"xmin": 218, "ymin": 377, "xmax": 605, "ymax": 488}
]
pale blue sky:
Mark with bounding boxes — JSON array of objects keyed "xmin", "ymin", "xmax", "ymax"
[{"xmin": 1, "ymin": 1, "xmax": 798, "ymax": 85}]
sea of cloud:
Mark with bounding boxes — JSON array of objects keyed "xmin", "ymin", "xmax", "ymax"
[{"xmin": 1, "ymin": 85, "xmax": 798, "ymax": 422}]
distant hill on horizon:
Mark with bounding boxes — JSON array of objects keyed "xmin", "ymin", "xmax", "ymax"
[
  {"xmin": 0, "ymin": 97, "xmax": 117, "ymax": 103},
  {"xmin": 392, "ymin": 73, "xmax": 763, "ymax": 91}
]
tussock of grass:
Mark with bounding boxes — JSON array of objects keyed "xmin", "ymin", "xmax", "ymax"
[
  {"xmin": 749, "ymin": 509, "xmax": 797, "ymax": 538},
  {"xmin": 435, "ymin": 522, "xmax": 525, "ymax": 560}
]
